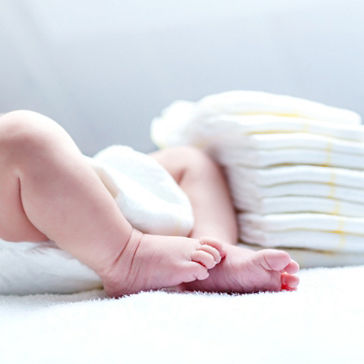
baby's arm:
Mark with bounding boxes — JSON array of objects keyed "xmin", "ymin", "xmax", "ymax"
[{"xmin": 150, "ymin": 146, "xmax": 238, "ymax": 244}]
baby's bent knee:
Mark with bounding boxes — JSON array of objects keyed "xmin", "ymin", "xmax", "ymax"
[
  {"xmin": 173, "ymin": 146, "xmax": 219, "ymax": 176},
  {"xmin": 0, "ymin": 110, "xmax": 70, "ymax": 163}
]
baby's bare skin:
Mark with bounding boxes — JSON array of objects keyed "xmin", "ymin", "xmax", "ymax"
[{"xmin": 0, "ymin": 110, "xmax": 299, "ymax": 296}]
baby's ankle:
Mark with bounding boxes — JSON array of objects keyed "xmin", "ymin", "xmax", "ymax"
[{"xmin": 99, "ymin": 228, "xmax": 144, "ymax": 296}]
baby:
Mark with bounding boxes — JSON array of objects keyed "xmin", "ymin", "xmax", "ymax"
[{"xmin": 0, "ymin": 110, "xmax": 299, "ymax": 297}]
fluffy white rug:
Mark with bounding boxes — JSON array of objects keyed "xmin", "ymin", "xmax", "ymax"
[{"xmin": 1, "ymin": 266, "xmax": 364, "ymax": 364}]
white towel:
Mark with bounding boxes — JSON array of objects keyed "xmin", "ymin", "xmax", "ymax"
[{"xmin": 0, "ymin": 146, "xmax": 194, "ymax": 295}]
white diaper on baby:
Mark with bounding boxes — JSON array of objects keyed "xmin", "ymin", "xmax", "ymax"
[
  {"xmin": 0, "ymin": 146, "xmax": 194, "ymax": 295},
  {"xmin": 89, "ymin": 145, "xmax": 193, "ymax": 236}
]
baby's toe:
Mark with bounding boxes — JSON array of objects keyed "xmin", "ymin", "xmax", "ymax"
[
  {"xmin": 257, "ymin": 249, "xmax": 292, "ymax": 272},
  {"xmin": 198, "ymin": 244, "xmax": 221, "ymax": 263},
  {"xmin": 283, "ymin": 260, "xmax": 300, "ymax": 274},
  {"xmin": 199, "ymin": 237, "xmax": 227, "ymax": 259},
  {"xmin": 281, "ymin": 273, "xmax": 300, "ymax": 291},
  {"xmin": 191, "ymin": 250, "xmax": 217, "ymax": 269},
  {"xmin": 183, "ymin": 262, "xmax": 210, "ymax": 282}
]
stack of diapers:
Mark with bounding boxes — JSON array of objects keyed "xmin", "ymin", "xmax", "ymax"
[{"xmin": 151, "ymin": 90, "xmax": 364, "ymax": 268}]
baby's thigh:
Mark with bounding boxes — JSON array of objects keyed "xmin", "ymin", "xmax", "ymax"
[{"xmin": 0, "ymin": 111, "xmax": 70, "ymax": 242}]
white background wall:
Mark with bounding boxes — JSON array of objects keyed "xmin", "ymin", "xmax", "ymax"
[{"xmin": 0, "ymin": 0, "xmax": 363, "ymax": 155}]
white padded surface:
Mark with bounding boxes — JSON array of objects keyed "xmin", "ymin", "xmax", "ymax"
[{"xmin": 0, "ymin": 266, "xmax": 363, "ymax": 364}]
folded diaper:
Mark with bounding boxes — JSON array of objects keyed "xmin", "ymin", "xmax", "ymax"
[
  {"xmin": 238, "ymin": 242, "xmax": 364, "ymax": 268},
  {"xmin": 234, "ymin": 196, "xmax": 364, "ymax": 216},
  {"xmin": 195, "ymin": 91, "xmax": 361, "ymax": 125},
  {"xmin": 151, "ymin": 94, "xmax": 363, "ymax": 149},
  {"xmin": 0, "ymin": 146, "xmax": 195, "ymax": 295},
  {"xmin": 210, "ymin": 145, "xmax": 364, "ymax": 169},
  {"xmin": 239, "ymin": 228, "xmax": 362, "ymax": 253},
  {"xmin": 238, "ymin": 212, "xmax": 364, "ymax": 252},
  {"xmin": 228, "ymin": 180, "xmax": 364, "ymax": 205},
  {"xmin": 225, "ymin": 165, "xmax": 364, "ymax": 189},
  {"xmin": 214, "ymin": 133, "xmax": 364, "ymax": 153},
  {"xmin": 239, "ymin": 212, "xmax": 364, "ymax": 234}
]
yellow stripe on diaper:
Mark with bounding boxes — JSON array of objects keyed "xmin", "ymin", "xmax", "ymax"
[
  {"xmin": 331, "ymin": 200, "xmax": 341, "ymax": 215},
  {"xmin": 236, "ymin": 112, "xmax": 303, "ymax": 118},
  {"xmin": 328, "ymin": 169, "xmax": 337, "ymax": 199},
  {"xmin": 302, "ymin": 120, "xmax": 310, "ymax": 133},
  {"xmin": 325, "ymin": 139, "xmax": 333, "ymax": 166},
  {"xmin": 320, "ymin": 139, "xmax": 333, "ymax": 167},
  {"xmin": 331, "ymin": 217, "xmax": 347, "ymax": 249}
]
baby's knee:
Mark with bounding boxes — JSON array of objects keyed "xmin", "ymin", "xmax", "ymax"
[
  {"xmin": 0, "ymin": 110, "xmax": 66, "ymax": 162},
  {"xmin": 174, "ymin": 146, "xmax": 219, "ymax": 175}
]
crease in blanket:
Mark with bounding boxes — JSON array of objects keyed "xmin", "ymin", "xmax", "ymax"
[{"xmin": 151, "ymin": 90, "xmax": 364, "ymax": 268}]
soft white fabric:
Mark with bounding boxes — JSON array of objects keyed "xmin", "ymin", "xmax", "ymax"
[
  {"xmin": 228, "ymin": 179, "xmax": 364, "ymax": 204},
  {"xmin": 239, "ymin": 212, "xmax": 364, "ymax": 234},
  {"xmin": 90, "ymin": 145, "xmax": 194, "ymax": 236},
  {"xmin": 239, "ymin": 226, "xmax": 363, "ymax": 252},
  {"xmin": 0, "ymin": 146, "xmax": 194, "ymax": 295},
  {"xmin": 1, "ymin": 266, "xmax": 364, "ymax": 364},
  {"xmin": 238, "ymin": 213, "xmax": 364, "ymax": 253},
  {"xmin": 151, "ymin": 101, "xmax": 364, "ymax": 149},
  {"xmin": 225, "ymin": 132, "xmax": 364, "ymax": 154},
  {"xmin": 234, "ymin": 195, "xmax": 364, "ymax": 216},
  {"xmin": 240, "ymin": 242, "xmax": 364, "ymax": 268},
  {"xmin": 195, "ymin": 90, "xmax": 362, "ymax": 124},
  {"xmin": 211, "ymin": 144, "xmax": 364, "ymax": 169},
  {"xmin": 0, "ymin": 241, "xmax": 102, "ymax": 295},
  {"xmin": 226, "ymin": 164, "xmax": 364, "ymax": 188}
]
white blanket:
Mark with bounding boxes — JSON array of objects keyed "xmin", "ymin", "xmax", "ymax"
[{"xmin": 1, "ymin": 266, "xmax": 363, "ymax": 364}]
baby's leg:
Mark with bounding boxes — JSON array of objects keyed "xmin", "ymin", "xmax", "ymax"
[
  {"xmin": 150, "ymin": 146, "xmax": 238, "ymax": 244},
  {"xmin": 0, "ymin": 111, "xmax": 224, "ymax": 296},
  {"xmin": 151, "ymin": 146, "xmax": 299, "ymax": 293}
]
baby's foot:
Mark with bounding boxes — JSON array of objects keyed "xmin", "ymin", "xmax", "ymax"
[
  {"xmin": 181, "ymin": 241, "xmax": 299, "ymax": 293},
  {"xmin": 101, "ymin": 230, "xmax": 225, "ymax": 297}
]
